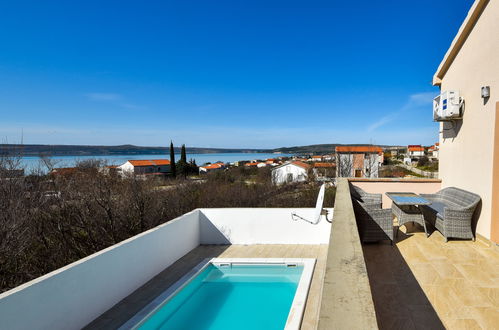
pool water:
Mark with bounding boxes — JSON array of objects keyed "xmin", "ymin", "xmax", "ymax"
[{"xmin": 137, "ymin": 264, "xmax": 304, "ymax": 330}]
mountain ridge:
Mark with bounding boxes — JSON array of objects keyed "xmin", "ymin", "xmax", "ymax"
[{"xmin": 1, "ymin": 143, "xmax": 402, "ymax": 156}]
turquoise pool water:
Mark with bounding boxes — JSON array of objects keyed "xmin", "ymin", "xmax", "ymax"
[{"xmin": 137, "ymin": 264, "xmax": 304, "ymax": 330}]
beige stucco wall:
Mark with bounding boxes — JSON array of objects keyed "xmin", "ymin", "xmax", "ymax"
[
  {"xmin": 351, "ymin": 179, "xmax": 441, "ymax": 209},
  {"xmin": 438, "ymin": 0, "xmax": 499, "ymax": 241}
]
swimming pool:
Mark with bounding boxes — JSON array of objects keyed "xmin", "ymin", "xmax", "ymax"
[{"xmin": 121, "ymin": 258, "xmax": 315, "ymax": 330}]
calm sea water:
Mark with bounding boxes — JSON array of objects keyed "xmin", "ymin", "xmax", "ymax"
[
  {"xmin": 19, "ymin": 153, "xmax": 292, "ymax": 172},
  {"xmin": 137, "ymin": 264, "xmax": 303, "ymax": 330}
]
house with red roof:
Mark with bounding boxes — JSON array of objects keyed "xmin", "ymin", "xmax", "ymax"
[
  {"xmin": 428, "ymin": 142, "xmax": 439, "ymax": 159},
  {"xmin": 118, "ymin": 159, "xmax": 171, "ymax": 176},
  {"xmin": 407, "ymin": 145, "xmax": 425, "ymax": 158},
  {"xmin": 335, "ymin": 146, "xmax": 383, "ymax": 178},
  {"xmin": 244, "ymin": 162, "xmax": 260, "ymax": 168},
  {"xmin": 199, "ymin": 162, "xmax": 225, "ymax": 174},
  {"xmin": 271, "ymin": 161, "xmax": 311, "ymax": 185},
  {"xmin": 310, "ymin": 155, "xmax": 324, "ymax": 162}
]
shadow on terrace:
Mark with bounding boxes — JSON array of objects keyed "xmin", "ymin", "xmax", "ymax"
[{"xmin": 350, "ymin": 178, "xmax": 499, "ymax": 329}]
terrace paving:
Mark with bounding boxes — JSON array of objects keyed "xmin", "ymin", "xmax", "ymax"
[
  {"xmin": 363, "ymin": 223, "xmax": 499, "ymax": 330},
  {"xmin": 85, "ymin": 244, "xmax": 328, "ymax": 330}
]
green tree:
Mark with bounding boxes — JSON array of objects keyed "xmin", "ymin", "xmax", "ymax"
[
  {"xmin": 181, "ymin": 144, "xmax": 187, "ymax": 163},
  {"xmin": 176, "ymin": 144, "xmax": 189, "ymax": 178},
  {"xmin": 170, "ymin": 141, "xmax": 176, "ymax": 177}
]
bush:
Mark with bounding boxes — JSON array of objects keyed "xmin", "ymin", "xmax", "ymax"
[{"xmin": 417, "ymin": 156, "xmax": 430, "ymax": 167}]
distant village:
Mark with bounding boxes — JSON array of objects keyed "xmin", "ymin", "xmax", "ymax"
[{"xmin": 45, "ymin": 143, "xmax": 440, "ymax": 184}]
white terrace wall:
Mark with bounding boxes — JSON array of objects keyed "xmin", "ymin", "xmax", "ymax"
[
  {"xmin": 199, "ymin": 208, "xmax": 332, "ymax": 244},
  {"xmin": 0, "ymin": 210, "xmax": 200, "ymax": 330}
]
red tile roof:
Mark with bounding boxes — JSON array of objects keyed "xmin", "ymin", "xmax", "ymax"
[
  {"xmin": 201, "ymin": 163, "xmax": 224, "ymax": 170},
  {"xmin": 335, "ymin": 146, "xmax": 383, "ymax": 153},
  {"xmin": 292, "ymin": 161, "xmax": 312, "ymax": 169},
  {"xmin": 313, "ymin": 162, "xmax": 336, "ymax": 168},
  {"xmin": 50, "ymin": 167, "xmax": 79, "ymax": 175},
  {"xmin": 128, "ymin": 159, "xmax": 170, "ymax": 166},
  {"xmin": 408, "ymin": 146, "xmax": 425, "ymax": 152}
]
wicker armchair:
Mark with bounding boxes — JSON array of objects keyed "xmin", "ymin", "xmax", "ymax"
[
  {"xmin": 352, "ymin": 197, "xmax": 394, "ymax": 244},
  {"xmin": 420, "ymin": 187, "xmax": 480, "ymax": 242},
  {"xmin": 350, "ymin": 184, "xmax": 382, "ymax": 208}
]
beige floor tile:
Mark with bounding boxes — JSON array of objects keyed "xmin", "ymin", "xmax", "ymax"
[
  {"xmin": 454, "ymin": 264, "xmax": 499, "ymax": 288},
  {"xmin": 446, "ymin": 318, "xmax": 483, "ymax": 330},
  {"xmin": 450, "ymin": 280, "xmax": 494, "ymax": 307},
  {"xmin": 431, "ymin": 261, "xmax": 466, "ymax": 279},
  {"xmin": 409, "ymin": 263, "xmax": 443, "ymax": 286},
  {"xmin": 477, "ymin": 287, "xmax": 499, "ymax": 306},
  {"xmin": 470, "ymin": 307, "xmax": 499, "ymax": 329},
  {"xmin": 364, "ymin": 230, "xmax": 499, "ymax": 329}
]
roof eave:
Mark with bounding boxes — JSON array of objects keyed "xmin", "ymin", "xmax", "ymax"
[{"xmin": 433, "ymin": 0, "xmax": 489, "ymax": 86}]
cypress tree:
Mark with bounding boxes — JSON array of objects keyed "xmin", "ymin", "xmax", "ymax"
[
  {"xmin": 181, "ymin": 144, "xmax": 187, "ymax": 163},
  {"xmin": 170, "ymin": 141, "xmax": 176, "ymax": 177}
]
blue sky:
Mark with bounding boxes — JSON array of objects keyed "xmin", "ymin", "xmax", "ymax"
[{"xmin": 0, "ymin": 0, "xmax": 474, "ymax": 148}]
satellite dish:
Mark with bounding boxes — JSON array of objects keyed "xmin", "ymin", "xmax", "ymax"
[{"xmin": 291, "ymin": 184, "xmax": 332, "ymax": 224}]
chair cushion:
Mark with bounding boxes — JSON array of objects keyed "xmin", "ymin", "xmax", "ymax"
[{"xmin": 425, "ymin": 201, "xmax": 459, "ymax": 220}]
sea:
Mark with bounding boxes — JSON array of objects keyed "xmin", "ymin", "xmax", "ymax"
[{"xmin": 19, "ymin": 153, "xmax": 293, "ymax": 173}]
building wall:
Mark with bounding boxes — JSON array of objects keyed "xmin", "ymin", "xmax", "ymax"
[
  {"xmin": 336, "ymin": 154, "xmax": 353, "ymax": 177},
  {"xmin": 337, "ymin": 153, "xmax": 380, "ymax": 178},
  {"xmin": 118, "ymin": 161, "xmax": 134, "ymax": 174},
  {"xmin": 363, "ymin": 153, "xmax": 380, "ymax": 178},
  {"xmin": 353, "ymin": 154, "xmax": 364, "ymax": 175},
  {"xmin": 438, "ymin": 0, "xmax": 499, "ymax": 241},
  {"xmin": 409, "ymin": 151, "xmax": 424, "ymax": 157},
  {"xmin": 350, "ymin": 179, "xmax": 442, "ymax": 209}
]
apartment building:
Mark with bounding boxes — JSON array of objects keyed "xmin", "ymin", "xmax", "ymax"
[
  {"xmin": 433, "ymin": 0, "xmax": 499, "ymax": 243},
  {"xmin": 335, "ymin": 146, "xmax": 383, "ymax": 178}
]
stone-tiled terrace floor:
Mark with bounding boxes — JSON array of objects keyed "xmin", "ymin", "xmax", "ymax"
[
  {"xmin": 364, "ymin": 223, "xmax": 499, "ymax": 330},
  {"xmin": 86, "ymin": 244, "xmax": 328, "ymax": 330}
]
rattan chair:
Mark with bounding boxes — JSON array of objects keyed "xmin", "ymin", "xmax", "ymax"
[
  {"xmin": 420, "ymin": 187, "xmax": 480, "ymax": 242},
  {"xmin": 350, "ymin": 184, "xmax": 382, "ymax": 208},
  {"xmin": 352, "ymin": 196, "xmax": 394, "ymax": 244}
]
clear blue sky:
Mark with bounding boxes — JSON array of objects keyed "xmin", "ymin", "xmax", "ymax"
[{"xmin": 0, "ymin": 0, "xmax": 474, "ymax": 148}]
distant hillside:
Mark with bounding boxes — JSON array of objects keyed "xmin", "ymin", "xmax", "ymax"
[
  {"xmin": 271, "ymin": 144, "xmax": 395, "ymax": 155},
  {"xmin": 0, "ymin": 144, "xmax": 271, "ymax": 156},
  {"xmin": 1, "ymin": 143, "xmax": 403, "ymax": 157}
]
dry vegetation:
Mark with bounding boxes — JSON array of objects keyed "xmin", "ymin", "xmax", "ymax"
[{"xmin": 0, "ymin": 155, "xmax": 334, "ymax": 292}]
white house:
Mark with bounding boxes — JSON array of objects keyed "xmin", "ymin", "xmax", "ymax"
[
  {"xmin": 117, "ymin": 159, "xmax": 171, "ymax": 176},
  {"xmin": 310, "ymin": 155, "xmax": 323, "ymax": 162},
  {"xmin": 271, "ymin": 161, "xmax": 311, "ymax": 185},
  {"xmin": 428, "ymin": 143, "xmax": 439, "ymax": 159},
  {"xmin": 407, "ymin": 145, "xmax": 425, "ymax": 158},
  {"xmin": 199, "ymin": 163, "xmax": 225, "ymax": 174}
]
